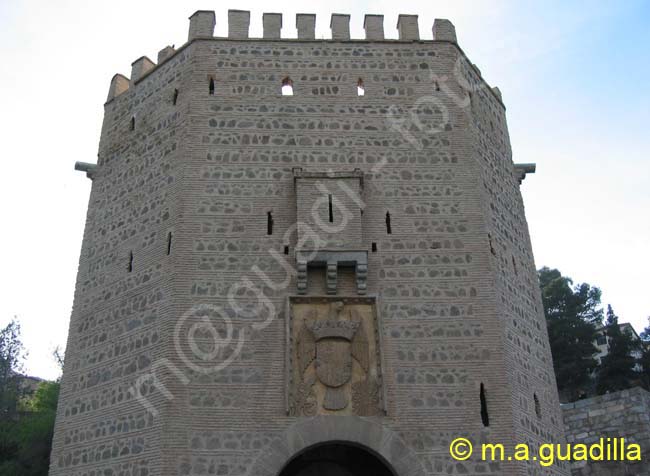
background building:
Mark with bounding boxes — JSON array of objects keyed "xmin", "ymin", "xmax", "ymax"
[{"xmin": 594, "ymin": 323, "xmax": 644, "ymax": 370}]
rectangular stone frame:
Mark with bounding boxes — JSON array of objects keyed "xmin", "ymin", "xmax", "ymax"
[{"xmin": 284, "ymin": 295, "xmax": 388, "ymax": 416}]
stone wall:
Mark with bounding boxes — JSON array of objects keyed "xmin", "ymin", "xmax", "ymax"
[
  {"xmin": 49, "ymin": 37, "xmax": 191, "ymax": 476},
  {"xmin": 51, "ymin": 10, "xmax": 567, "ymax": 476},
  {"xmin": 464, "ymin": 42, "xmax": 567, "ymax": 476},
  {"xmin": 563, "ymin": 387, "xmax": 650, "ymax": 475}
]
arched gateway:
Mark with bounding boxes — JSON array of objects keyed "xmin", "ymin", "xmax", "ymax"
[
  {"xmin": 247, "ymin": 416, "xmax": 425, "ymax": 476},
  {"xmin": 278, "ymin": 442, "xmax": 395, "ymax": 476}
]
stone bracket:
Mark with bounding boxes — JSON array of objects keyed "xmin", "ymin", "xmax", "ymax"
[
  {"xmin": 296, "ymin": 250, "xmax": 368, "ymax": 295},
  {"xmin": 514, "ymin": 163, "xmax": 536, "ymax": 184},
  {"xmin": 75, "ymin": 161, "xmax": 97, "ymax": 180},
  {"xmin": 326, "ymin": 262, "xmax": 338, "ymax": 294}
]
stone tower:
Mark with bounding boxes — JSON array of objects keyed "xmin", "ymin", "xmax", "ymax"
[{"xmin": 52, "ymin": 10, "xmax": 568, "ymax": 476}]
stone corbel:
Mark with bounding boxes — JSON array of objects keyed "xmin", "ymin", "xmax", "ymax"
[
  {"xmin": 75, "ymin": 161, "xmax": 97, "ymax": 180},
  {"xmin": 514, "ymin": 163, "xmax": 536, "ymax": 184},
  {"xmin": 296, "ymin": 250, "xmax": 368, "ymax": 296}
]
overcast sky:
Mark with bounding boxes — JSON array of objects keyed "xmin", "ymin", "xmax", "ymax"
[{"xmin": 0, "ymin": 0, "xmax": 648, "ymax": 380}]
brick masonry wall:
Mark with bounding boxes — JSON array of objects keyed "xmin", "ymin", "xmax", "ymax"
[
  {"xmin": 49, "ymin": 46, "xmax": 192, "ymax": 476},
  {"xmin": 463, "ymin": 52, "xmax": 567, "ymax": 474},
  {"xmin": 51, "ymin": 13, "xmax": 568, "ymax": 476},
  {"xmin": 563, "ymin": 387, "xmax": 650, "ymax": 475}
]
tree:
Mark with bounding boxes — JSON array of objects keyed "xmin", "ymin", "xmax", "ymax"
[
  {"xmin": 538, "ymin": 267, "xmax": 602, "ymax": 402},
  {"xmin": 25, "ymin": 381, "xmax": 59, "ymax": 413},
  {"xmin": 640, "ymin": 318, "xmax": 650, "ymax": 341},
  {"xmin": 596, "ymin": 305, "xmax": 640, "ymax": 394},
  {"xmin": 0, "ymin": 320, "xmax": 60, "ymax": 476},
  {"xmin": 52, "ymin": 346, "xmax": 64, "ymax": 373},
  {"xmin": 0, "ymin": 319, "xmax": 25, "ymax": 419},
  {"xmin": 638, "ymin": 318, "xmax": 650, "ymax": 390},
  {"xmin": 0, "ymin": 380, "xmax": 60, "ymax": 476}
]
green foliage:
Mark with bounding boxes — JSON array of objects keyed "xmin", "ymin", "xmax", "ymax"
[
  {"xmin": 640, "ymin": 319, "xmax": 650, "ymax": 342},
  {"xmin": 596, "ymin": 306, "xmax": 641, "ymax": 394},
  {"xmin": 0, "ymin": 380, "xmax": 59, "ymax": 476},
  {"xmin": 538, "ymin": 267, "xmax": 601, "ymax": 402},
  {"xmin": 0, "ymin": 320, "xmax": 59, "ymax": 475},
  {"xmin": 23, "ymin": 381, "xmax": 59, "ymax": 413},
  {"xmin": 538, "ymin": 268, "xmax": 603, "ymax": 325},
  {"xmin": 639, "ymin": 351, "xmax": 650, "ymax": 391},
  {"xmin": 0, "ymin": 319, "xmax": 25, "ymax": 419},
  {"xmin": 638, "ymin": 319, "xmax": 650, "ymax": 391}
]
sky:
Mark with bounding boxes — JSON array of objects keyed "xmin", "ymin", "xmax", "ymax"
[{"xmin": 0, "ymin": 0, "xmax": 648, "ymax": 380}]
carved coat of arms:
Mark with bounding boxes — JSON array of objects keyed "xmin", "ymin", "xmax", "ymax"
[{"xmin": 289, "ymin": 299, "xmax": 382, "ymax": 416}]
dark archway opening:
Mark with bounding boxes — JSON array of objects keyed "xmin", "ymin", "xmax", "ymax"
[{"xmin": 278, "ymin": 442, "xmax": 395, "ymax": 476}]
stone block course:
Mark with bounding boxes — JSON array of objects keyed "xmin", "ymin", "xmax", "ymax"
[{"xmin": 563, "ymin": 387, "xmax": 650, "ymax": 475}]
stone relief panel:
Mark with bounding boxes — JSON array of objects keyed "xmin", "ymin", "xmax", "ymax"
[{"xmin": 287, "ymin": 297, "xmax": 383, "ymax": 416}]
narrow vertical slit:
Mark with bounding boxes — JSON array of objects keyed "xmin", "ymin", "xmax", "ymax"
[
  {"xmin": 167, "ymin": 232, "xmax": 172, "ymax": 255},
  {"xmin": 480, "ymin": 383, "xmax": 489, "ymax": 427},
  {"xmin": 534, "ymin": 393, "xmax": 541, "ymax": 419},
  {"xmin": 209, "ymin": 77, "xmax": 215, "ymax": 95},
  {"xmin": 172, "ymin": 88, "xmax": 178, "ymax": 105},
  {"xmin": 328, "ymin": 194, "xmax": 333, "ymax": 223},
  {"xmin": 267, "ymin": 211, "xmax": 274, "ymax": 235},
  {"xmin": 127, "ymin": 251, "xmax": 133, "ymax": 273},
  {"xmin": 385, "ymin": 211, "xmax": 392, "ymax": 234},
  {"xmin": 130, "ymin": 116, "xmax": 135, "ymax": 131}
]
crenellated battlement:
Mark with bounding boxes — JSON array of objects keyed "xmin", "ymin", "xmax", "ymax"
[
  {"xmin": 180, "ymin": 10, "xmax": 458, "ymax": 43},
  {"xmin": 106, "ymin": 9, "xmax": 460, "ymax": 101}
]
